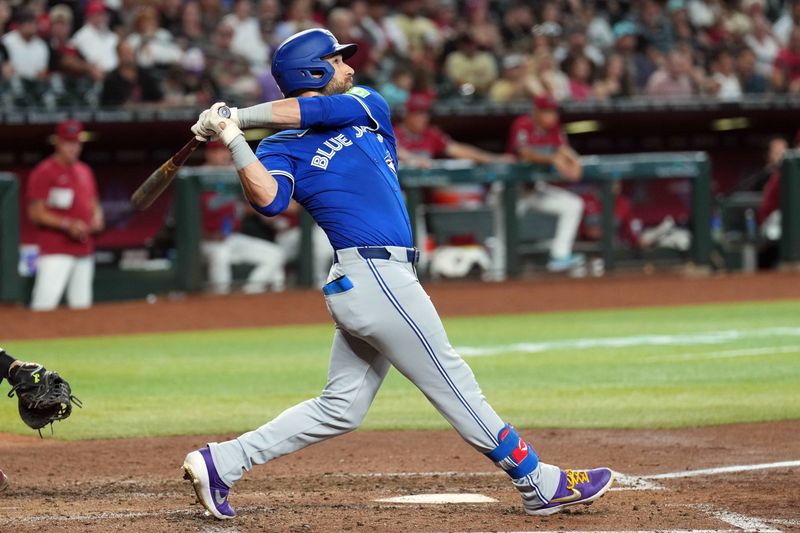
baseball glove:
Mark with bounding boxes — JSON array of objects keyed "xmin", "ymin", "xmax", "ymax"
[{"xmin": 7, "ymin": 363, "xmax": 81, "ymax": 436}]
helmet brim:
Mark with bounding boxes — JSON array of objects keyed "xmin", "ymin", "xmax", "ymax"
[{"xmin": 332, "ymin": 43, "xmax": 358, "ymax": 60}]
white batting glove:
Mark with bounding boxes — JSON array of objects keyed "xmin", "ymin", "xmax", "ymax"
[
  {"xmin": 191, "ymin": 109, "xmax": 214, "ymax": 141},
  {"xmin": 227, "ymin": 107, "xmax": 241, "ymax": 128},
  {"xmin": 200, "ymin": 102, "xmax": 243, "ymax": 147}
]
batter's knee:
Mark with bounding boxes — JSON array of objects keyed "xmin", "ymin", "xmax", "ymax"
[
  {"xmin": 314, "ymin": 391, "xmax": 369, "ymax": 433},
  {"xmin": 565, "ymin": 193, "xmax": 584, "ymax": 216}
]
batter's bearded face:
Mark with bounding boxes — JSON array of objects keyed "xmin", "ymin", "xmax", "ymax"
[{"xmin": 321, "ymin": 54, "xmax": 354, "ymax": 95}]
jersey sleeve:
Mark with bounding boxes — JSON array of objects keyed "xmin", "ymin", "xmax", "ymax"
[
  {"xmin": 429, "ymin": 127, "xmax": 451, "ymax": 159},
  {"xmin": 507, "ymin": 116, "xmax": 527, "ymax": 154},
  {"xmin": 253, "ymin": 138, "xmax": 296, "ymax": 217},
  {"xmin": 298, "ymin": 86, "xmax": 393, "ymax": 136},
  {"xmin": 26, "ymin": 163, "xmax": 51, "ymax": 202}
]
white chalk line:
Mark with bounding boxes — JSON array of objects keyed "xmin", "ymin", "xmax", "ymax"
[
  {"xmin": 643, "ymin": 460, "xmax": 800, "ymax": 480},
  {"xmin": 691, "ymin": 504, "xmax": 800, "ymax": 533},
  {"xmin": 2, "ymin": 460, "xmax": 798, "ymax": 527},
  {"xmin": 457, "ymin": 327, "xmax": 800, "ymax": 357}
]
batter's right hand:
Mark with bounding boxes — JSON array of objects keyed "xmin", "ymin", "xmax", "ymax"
[{"xmin": 191, "ymin": 109, "xmax": 215, "ymax": 142}]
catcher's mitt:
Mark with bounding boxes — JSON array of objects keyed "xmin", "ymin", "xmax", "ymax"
[{"xmin": 7, "ymin": 363, "xmax": 81, "ymax": 436}]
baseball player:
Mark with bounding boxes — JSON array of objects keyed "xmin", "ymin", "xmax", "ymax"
[
  {"xmin": 508, "ymin": 94, "xmax": 586, "ymax": 273},
  {"xmin": 27, "ymin": 120, "xmax": 104, "ymax": 311},
  {"xmin": 182, "ymin": 28, "xmax": 613, "ymax": 520},
  {"xmin": 0, "ymin": 346, "xmax": 81, "ymax": 490}
]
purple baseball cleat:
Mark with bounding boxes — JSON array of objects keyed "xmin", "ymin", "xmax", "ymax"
[
  {"xmin": 183, "ymin": 447, "xmax": 236, "ymax": 519},
  {"xmin": 526, "ymin": 468, "xmax": 614, "ymax": 516}
]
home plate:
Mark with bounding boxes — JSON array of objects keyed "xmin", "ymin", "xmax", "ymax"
[{"xmin": 375, "ymin": 493, "xmax": 498, "ymax": 504}]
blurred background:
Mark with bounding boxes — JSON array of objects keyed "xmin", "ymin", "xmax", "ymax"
[{"xmin": 1, "ymin": 0, "xmax": 799, "ymax": 307}]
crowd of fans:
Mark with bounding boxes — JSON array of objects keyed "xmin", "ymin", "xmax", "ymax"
[{"xmin": 3, "ymin": 0, "xmax": 800, "ymax": 110}]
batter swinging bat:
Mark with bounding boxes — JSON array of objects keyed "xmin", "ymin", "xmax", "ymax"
[{"xmin": 130, "ymin": 106, "xmax": 231, "ymax": 210}]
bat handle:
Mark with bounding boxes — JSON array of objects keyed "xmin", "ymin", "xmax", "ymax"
[{"xmin": 218, "ymin": 106, "xmax": 231, "ymax": 119}]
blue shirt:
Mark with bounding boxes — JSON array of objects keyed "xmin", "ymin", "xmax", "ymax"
[{"xmin": 254, "ymin": 86, "xmax": 413, "ymax": 250}]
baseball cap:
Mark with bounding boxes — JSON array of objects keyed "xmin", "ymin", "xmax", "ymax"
[
  {"xmin": 85, "ymin": 0, "xmax": 107, "ymax": 17},
  {"xmin": 55, "ymin": 120, "xmax": 85, "ymax": 142},
  {"xmin": 502, "ymin": 54, "xmax": 526, "ymax": 70},
  {"xmin": 406, "ymin": 93, "xmax": 434, "ymax": 114},
  {"xmin": 533, "ymin": 94, "xmax": 559, "ymax": 111},
  {"xmin": 613, "ymin": 20, "xmax": 638, "ymax": 39}
]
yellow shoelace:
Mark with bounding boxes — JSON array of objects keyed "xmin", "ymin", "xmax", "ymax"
[{"xmin": 565, "ymin": 469, "xmax": 590, "ymax": 490}]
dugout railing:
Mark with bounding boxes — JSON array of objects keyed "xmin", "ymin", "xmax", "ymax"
[
  {"xmin": 178, "ymin": 152, "xmax": 715, "ymax": 286},
  {"xmin": 400, "ymin": 152, "xmax": 713, "ymax": 276},
  {"xmin": 781, "ymin": 151, "xmax": 800, "ymax": 265}
]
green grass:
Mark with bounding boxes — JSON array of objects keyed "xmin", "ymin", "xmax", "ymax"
[{"xmin": 1, "ymin": 300, "xmax": 799, "ymax": 440}]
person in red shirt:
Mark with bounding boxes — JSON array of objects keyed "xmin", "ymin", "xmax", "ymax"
[
  {"xmin": 394, "ymin": 94, "xmax": 512, "ymax": 278},
  {"xmin": 27, "ymin": 120, "xmax": 104, "ymax": 311},
  {"xmin": 508, "ymin": 94, "xmax": 585, "ymax": 272},
  {"xmin": 772, "ymin": 27, "xmax": 800, "ymax": 93},
  {"xmin": 200, "ymin": 140, "xmax": 286, "ymax": 294}
]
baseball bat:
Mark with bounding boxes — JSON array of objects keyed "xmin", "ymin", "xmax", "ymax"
[{"xmin": 130, "ymin": 106, "xmax": 231, "ymax": 211}]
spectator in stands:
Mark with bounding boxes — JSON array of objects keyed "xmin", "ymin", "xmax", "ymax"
[
  {"xmin": 593, "ymin": 53, "xmax": 635, "ymax": 99},
  {"xmin": 488, "ymin": 53, "xmax": 532, "ymax": 103},
  {"xmin": 125, "ymin": 5, "xmax": 183, "ymax": 70},
  {"xmin": 443, "ymin": 33, "xmax": 497, "ymax": 97},
  {"xmin": 27, "ymin": 120, "xmax": 104, "ymax": 311},
  {"xmin": 391, "ymin": 0, "xmax": 442, "ymax": 58},
  {"xmin": 500, "ymin": 2, "xmax": 535, "ymax": 54},
  {"xmin": 328, "ymin": 7, "xmax": 374, "ymax": 82},
  {"xmin": 178, "ymin": 1, "xmax": 205, "ymax": 47},
  {"xmin": 645, "ymin": 49, "xmax": 697, "ymax": 97},
  {"xmin": 771, "ymin": 26, "xmax": 800, "ymax": 93},
  {"xmin": 257, "ymin": 0, "xmax": 282, "ymax": 38},
  {"xmin": 1, "ymin": 9, "xmax": 49, "ymax": 87},
  {"xmin": 0, "ymin": 0, "xmax": 9, "ymax": 35},
  {"xmin": 162, "ymin": 47, "xmax": 219, "ymax": 107},
  {"xmin": 350, "ymin": 0, "xmax": 389, "ymax": 57},
  {"xmin": 71, "ymin": 0, "xmax": 118, "ymax": 76},
  {"xmin": 738, "ymin": 47, "xmax": 769, "ymax": 93},
  {"xmin": 637, "ymin": 0, "xmax": 674, "ymax": 53},
  {"xmin": 205, "ymin": 20, "xmax": 260, "ymax": 105},
  {"xmin": 528, "ymin": 47, "xmax": 570, "ymax": 100},
  {"xmin": 160, "ymin": 0, "xmax": 184, "ymax": 37},
  {"xmin": 395, "ymin": 93, "xmax": 512, "ymax": 168},
  {"xmin": 745, "ymin": 15, "xmax": 781, "ymax": 77},
  {"xmin": 222, "ymin": 0, "xmax": 269, "ymax": 69},
  {"xmin": 564, "ymin": 53, "xmax": 595, "ymax": 101},
  {"xmin": 272, "ymin": 0, "xmax": 319, "ymax": 48},
  {"xmin": 708, "ymin": 48, "xmax": 743, "ymax": 99},
  {"xmin": 612, "ymin": 20, "xmax": 657, "ymax": 90},
  {"xmin": 554, "ymin": 23, "xmax": 605, "ymax": 68},
  {"xmin": 100, "ymin": 40, "xmax": 162, "ymax": 106},
  {"xmin": 380, "ymin": 63, "xmax": 414, "ymax": 108},
  {"xmin": 508, "ymin": 94, "xmax": 586, "ymax": 273},
  {"xmin": 466, "ymin": 0, "xmax": 500, "ymax": 52},
  {"xmin": 46, "ymin": 4, "xmax": 104, "ymax": 106},
  {"xmin": 200, "ymin": 140, "xmax": 286, "ymax": 294},
  {"xmin": 772, "ymin": 0, "xmax": 800, "ymax": 45},
  {"xmin": 198, "ymin": 0, "xmax": 224, "ymax": 35}
]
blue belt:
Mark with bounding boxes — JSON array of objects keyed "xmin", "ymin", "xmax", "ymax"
[{"xmin": 334, "ymin": 247, "xmax": 419, "ymax": 264}]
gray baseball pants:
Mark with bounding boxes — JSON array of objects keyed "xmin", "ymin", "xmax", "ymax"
[{"xmin": 209, "ymin": 246, "xmax": 557, "ymax": 500}]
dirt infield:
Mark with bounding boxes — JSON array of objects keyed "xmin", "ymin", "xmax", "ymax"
[
  {"xmin": 1, "ymin": 422, "xmax": 798, "ymax": 532},
  {"xmin": 1, "ymin": 271, "xmax": 799, "ymax": 532}
]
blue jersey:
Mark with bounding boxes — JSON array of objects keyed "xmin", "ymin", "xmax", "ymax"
[{"xmin": 254, "ymin": 86, "xmax": 412, "ymax": 250}]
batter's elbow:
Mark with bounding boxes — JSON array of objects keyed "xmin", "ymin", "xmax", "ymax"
[{"xmin": 250, "ymin": 198, "xmax": 287, "ymax": 217}]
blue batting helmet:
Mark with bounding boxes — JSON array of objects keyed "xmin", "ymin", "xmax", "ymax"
[{"xmin": 272, "ymin": 29, "xmax": 358, "ymax": 96}]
